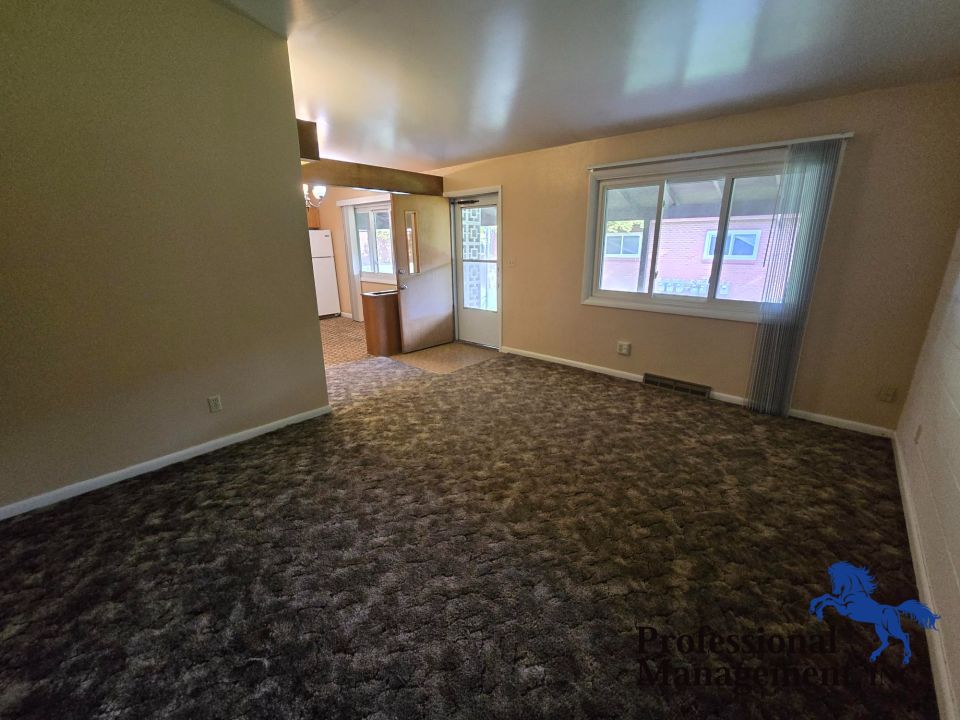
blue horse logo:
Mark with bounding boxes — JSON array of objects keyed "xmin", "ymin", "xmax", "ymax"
[{"xmin": 809, "ymin": 562, "xmax": 940, "ymax": 665}]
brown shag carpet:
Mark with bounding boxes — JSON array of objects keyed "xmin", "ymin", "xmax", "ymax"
[
  {"xmin": 0, "ymin": 355, "xmax": 938, "ymax": 719},
  {"xmin": 320, "ymin": 316, "xmax": 371, "ymax": 366}
]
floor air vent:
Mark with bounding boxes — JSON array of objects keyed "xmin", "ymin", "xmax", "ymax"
[{"xmin": 643, "ymin": 373, "xmax": 712, "ymax": 398}]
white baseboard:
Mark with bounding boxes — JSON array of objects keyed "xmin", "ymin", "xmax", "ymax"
[
  {"xmin": 500, "ymin": 346, "xmax": 893, "ymax": 436},
  {"xmin": 711, "ymin": 391, "xmax": 747, "ymax": 406},
  {"xmin": 0, "ymin": 405, "xmax": 333, "ymax": 522},
  {"xmin": 501, "ymin": 346, "xmax": 646, "ymax": 384},
  {"xmin": 501, "ymin": 346, "xmax": 749, "ymax": 405},
  {"xmin": 892, "ymin": 434, "xmax": 958, "ymax": 720},
  {"xmin": 341, "ymin": 312, "xmax": 353, "ymax": 320},
  {"xmin": 787, "ymin": 408, "xmax": 893, "ymax": 438}
]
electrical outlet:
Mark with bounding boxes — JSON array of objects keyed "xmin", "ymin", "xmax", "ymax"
[
  {"xmin": 877, "ymin": 386, "xmax": 898, "ymax": 403},
  {"xmin": 617, "ymin": 340, "xmax": 631, "ymax": 356},
  {"xmin": 207, "ymin": 395, "xmax": 223, "ymax": 413},
  {"xmin": 914, "ymin": 424, "xmax": 923, "ymax": 444}
]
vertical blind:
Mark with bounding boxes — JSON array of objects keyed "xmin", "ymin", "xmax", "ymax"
[{"xmin": 747, "ymin": 139, "xmax": 845, "ymax": 416}]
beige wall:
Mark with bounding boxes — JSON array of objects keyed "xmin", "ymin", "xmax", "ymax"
[
  {"xmin": 315, "ymin": 187, "xmax": 392, "ymax": 314},
  {"xmin": 0, "ymin": 0, "xmax": 328, "ymax": 507},
  {"xmin": 896, "ymin": 222, "xmax": 960, "ymax": 713},
  {"xmin": 439, "ymin": 77, "xmax": 960, "ymax": 429}
]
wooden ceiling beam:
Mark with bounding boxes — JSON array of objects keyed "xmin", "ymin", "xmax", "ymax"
[
  {"xmin": 297, "ymin": 119, "xmax": 443, "ymax": 196},
  {"xmin": 300, "ymin": 158, "xmax": 443, "ymax": 196},
  {"xmin": 296, "ymin": 119, "xmax": 319, "ymax": 159}
]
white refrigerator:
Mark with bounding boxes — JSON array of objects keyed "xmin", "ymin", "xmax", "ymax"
[{"xmin": 309, "ymin": 229, "xmax": 341, "ymax": 317}]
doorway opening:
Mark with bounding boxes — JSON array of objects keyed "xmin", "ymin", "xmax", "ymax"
[{"xmin": 306, "ymin": 187, "xmax": 496, "ymax": 404}]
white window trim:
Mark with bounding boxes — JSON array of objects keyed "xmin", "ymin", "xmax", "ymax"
[
  {"xmin": 336, "ymin": 194, "xmax": 400, "ymax": 297},
  {"xmin": 355, "ymin": 202, "xmax": 396, "ymax": 277},
  {"xmin": 703, "ymin": 229, "xmax": 761, "ymax": 261},
  {"xmin": 582, "ymin": 294, "xmax": 762, "ymax": 322},
  {"xmin": 588, "ymin": 132, "xmax": 851, "ymax": 171},
  {"xmin": 581, "ymin": 147, "xmax": 787, "ymax": 324}
]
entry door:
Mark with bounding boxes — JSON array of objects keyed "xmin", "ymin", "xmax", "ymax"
[{"xmin": 455, "ymin": 194, "xmax": 500, "ymax": 348}]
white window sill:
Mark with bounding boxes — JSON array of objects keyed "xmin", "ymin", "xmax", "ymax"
[
  {"xmin": 361, "ymin": 272, "xmax": 397, "ymax": 285},
  {"xmin": 582, "ymin": 294, "xmax": 760, "ymax": 323}
]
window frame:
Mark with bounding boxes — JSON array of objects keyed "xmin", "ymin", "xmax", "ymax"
[
  {"xmin": 354, "ymin": 202, "xmax": 396, "ymax": 283},
  {"xmin": 582, "ymin": 148, "xmax": 786, "ymax": 323}
]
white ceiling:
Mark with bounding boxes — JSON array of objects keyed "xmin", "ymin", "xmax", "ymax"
[{"xmin": 222, "ymin": 0, "xmax": 960, "ymax": 171}]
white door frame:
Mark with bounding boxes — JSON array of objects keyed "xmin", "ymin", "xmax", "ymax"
[{"xmin": 445, "ymin": 186, "xmax": 502, "ymax": 348}]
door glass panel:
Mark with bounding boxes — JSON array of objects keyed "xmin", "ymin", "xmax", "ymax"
[
  {"xmin": 716, "ymin": 175, "xmax": 780, "ymax": 302},
  {"xmin": 373, "ymin": 210, "xmax": 394, "ymax": 274},
  {"xmin": 653, "ymin": 178, "xmax": 724, "ymax": 298},
  {"xmin": 460, "ymin": 206, "xmax": 497, "ymax": 260},
  {"xmin": 404, "ymin": 210, "xmax": 420, "ymax": 274},
  {"xmin": 460, "ymin": 205, "xmax": 498, "ymax": 313},
  {"xmin": 463, "ymin": 261, "xmax": 497, "ymax": 311},
  {"xmin": 355, "ymin": 210, "xmax": 373, "ymax": 272},
  {"xmin": 599, "ymin": 184, "xmax": 659, "ymax": 293}
]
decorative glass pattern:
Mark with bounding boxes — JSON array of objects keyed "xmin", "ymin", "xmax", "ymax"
[{"xmin": 461, "ymin": 206, "xmax": 498, "ymax": 311}]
